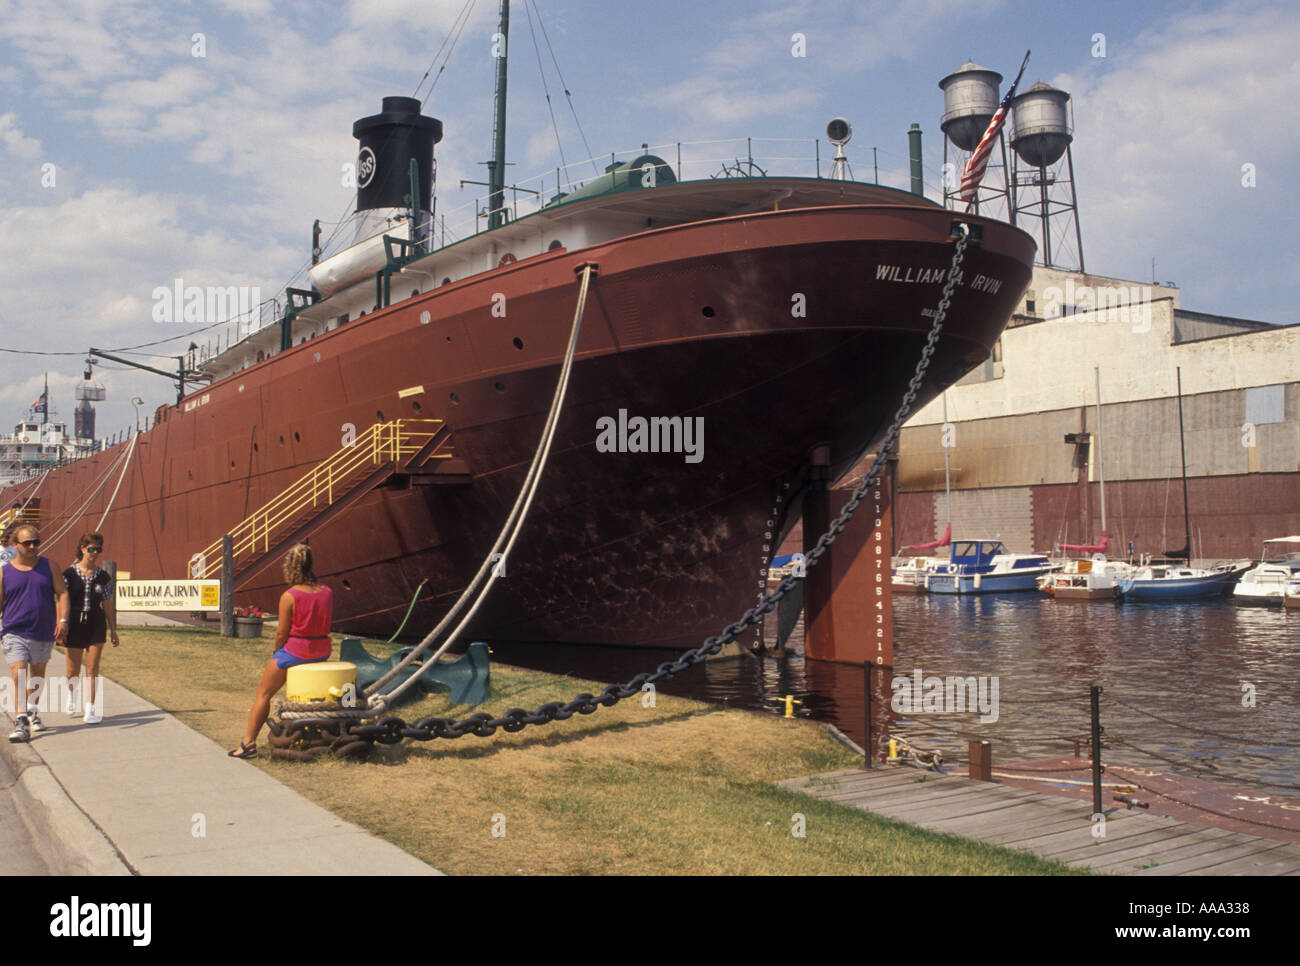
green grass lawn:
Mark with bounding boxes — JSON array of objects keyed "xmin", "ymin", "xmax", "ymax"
[{"xmin": 99, "ymin": 624, "xmax": 1088, "ymax": 875}]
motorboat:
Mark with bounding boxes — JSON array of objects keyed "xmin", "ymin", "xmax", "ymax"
[
  {"xmin": 924, "ymin": 539, "xmax": 1057, "ymax": 594},
  {"xmin": 1233, "ymin": 537, "xmax": 1300, "ymax": 606}
]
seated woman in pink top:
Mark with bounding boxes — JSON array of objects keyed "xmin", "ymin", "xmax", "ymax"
[{"xmin": 229, "ymin": 543, "xmax": 333, "ymax": 759}]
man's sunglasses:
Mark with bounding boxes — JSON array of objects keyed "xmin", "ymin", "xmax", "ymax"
[
  {"xmin": 85, "ymin": 546, "xmax": 103, "ymax": 553},
  {"xmin": 19, "ymin": 540, "xmax": 40, "ymax": 548}
]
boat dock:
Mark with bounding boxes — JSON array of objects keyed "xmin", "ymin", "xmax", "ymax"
[{"xmin": 782, "ymin": 766, "xmax": 1300, "ymax": 875}]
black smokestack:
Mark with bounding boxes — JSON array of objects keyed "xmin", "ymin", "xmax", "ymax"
[{"xmin": 352, "ymin": 96, "xmax": 443, "ymax": 215}]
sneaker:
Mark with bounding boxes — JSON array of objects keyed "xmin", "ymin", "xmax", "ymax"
[
  {"xmin": 83, "ymin": 703, "xmax": 102, "ymax": 725},
  {"xmin": 8, "ymin": 714, "xmax": 30, "ymax": 743},
  {"xmin": 64, "ymin": 685, "xmax": 79, "ymax": 713},
  {"xmin": 26, "ymin": 708, "xmax": 43, "ymax": 733}
]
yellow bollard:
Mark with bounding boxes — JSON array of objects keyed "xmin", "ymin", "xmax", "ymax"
[
  {"xmin": 888, "ymin": 738, "xmax": 899, "ymax": 762},
  {"xmin": 285, "ymin": 661, "xmax": 358, "ymax": 703},
  {"xmin": 779, "ymin": 695, "xmax": 802, "ymax": 718}
]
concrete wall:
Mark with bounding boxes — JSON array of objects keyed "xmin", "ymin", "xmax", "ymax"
[
  {"xmin": 899, "ymin": 408, "xmax": 1081, "ymax": 490},
  {"xmin": 1174, "ymin": 309, "xmax": 1274, "ymax": 343},
  {"xmin": 901, "ymin": 384, "xmax": 1298, "ymax": 495},
  {"xmin": 907, "ymin": 267, "xmax": 1299, "ymax": 426}
]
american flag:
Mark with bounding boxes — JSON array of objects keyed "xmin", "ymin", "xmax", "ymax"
[
  {"xmin": 960, "ymin": 51, "xmax": 1030, "ymax": 204},
  {"xmin": 31, "ymin": 391, "xmax": 46, "ymax": 414}
]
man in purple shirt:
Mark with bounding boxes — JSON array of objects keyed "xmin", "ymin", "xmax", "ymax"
[{"xmin": 1, "ymin": 524, "xmax": 69, "ymax": 742}]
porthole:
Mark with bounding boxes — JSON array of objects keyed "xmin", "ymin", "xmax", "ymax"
[
  {"xmin": 411, "ymin": 289, "xmax": 419, "ymax": 299},
  {"xmin": 376, "ymin": 410, "xmax": 385, "ymax": 421},
  {"xmin": 450, "ymin": 392, "xmax": 460, "ymax": 405},
  {"xmin": 494, "ymin": 381, "xmax": 506, "ymax": 393},
  {"xmin": 294, "ymin": 431, "xmax": 301, "ymax": 442},
  {"xmin": 548, "ymin": 240, "xmax": 563, "ymax": 251},
  {"xmin": 445, "ymin": 335, "xmax": 452, "ymax": 342},
  {"xmin": 279, "ymin": 435, "xmax": 285, "ymax": 445},
  {"xmin": 412, "ymin": 401, "xmax": 422, "ymax": 413},
  {"xmin": 253, "ymin": 442, "xmax": 259, "ymax": 453},
  {"xmin": 512, "ymin": 337, "xmax": 523, "ymax": 350},
  {"xmin": 341, "ymin": 578, "xmax": 352, "ymax": 590},
  {"xmin": 702, "ymin": 306, "xmax": 715, "ymax": 318},
  {"xmin": 441, "ymin": 277, "xmax": 451, "ymax": 286}
]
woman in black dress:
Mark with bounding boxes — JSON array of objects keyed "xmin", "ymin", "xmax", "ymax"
[{"xmin": 63, "ymin": 530, "xmax": 120, "ymax": 723}]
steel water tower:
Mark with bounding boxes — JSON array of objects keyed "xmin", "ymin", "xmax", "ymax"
[
  {"xmin": 1010, "ymin": 81, "xmax": 1085, "ymax": 271},
  {"xmin": 939, "ymin": 61, "xmax": 1010, "ymax": 216}
]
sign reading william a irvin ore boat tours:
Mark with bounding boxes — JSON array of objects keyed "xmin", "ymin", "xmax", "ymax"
[{"xmin": 116, "ymin": 579, "xmax": 221, "ymax": 612}]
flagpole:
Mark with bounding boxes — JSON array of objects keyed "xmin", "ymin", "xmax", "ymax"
[{"xmin": 43, "ymin": 372, "xmax": 48, "ymax": 426}]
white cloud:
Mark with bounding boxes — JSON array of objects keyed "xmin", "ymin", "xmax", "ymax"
[
  {"xmin": 0, "ymin": 113, "xmax": 42, "ymax": 159},
  {"xmin": 1056, "ymin": 0, "xmax": 1300, "ymax": 320}
]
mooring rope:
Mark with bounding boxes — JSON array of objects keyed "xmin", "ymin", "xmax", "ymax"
[
  {"xmin": 363, "ymin": 261, "xmax": 596, "ymax": 707},
  {"xmin": 41, "ymin": 437, "xmax": 136, "ymax": 546},
  {"xmin": 94, "ymin": 431, "xmax": 139, "ymax": 531}
]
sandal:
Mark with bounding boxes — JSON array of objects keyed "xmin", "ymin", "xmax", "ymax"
[{"xmin": 228, "ymin": 741, "xmax": 257, "ymax": 759}]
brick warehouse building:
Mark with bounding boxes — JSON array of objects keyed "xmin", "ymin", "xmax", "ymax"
[{"xmin": 888, "ymin": 266, "xmax": 1299, "ymax": 563}]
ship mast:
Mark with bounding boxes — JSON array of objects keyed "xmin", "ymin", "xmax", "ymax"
[
  {"xmin": 487, "ymin": 0, "xmax": 510, "ymax": 231},
  {"xmin": 1175, "ymin": 367, "xmax": 1191, "ymax": 560}
]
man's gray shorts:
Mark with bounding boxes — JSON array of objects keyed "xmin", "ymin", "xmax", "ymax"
[{"xmin": 2, "ymin": 633, "xmax": 54, "ymax": 666}]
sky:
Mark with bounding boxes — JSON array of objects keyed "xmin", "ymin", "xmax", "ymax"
[{"xmin": 1, "ymin": 0, "xmax": 1296, "ymax": 435}]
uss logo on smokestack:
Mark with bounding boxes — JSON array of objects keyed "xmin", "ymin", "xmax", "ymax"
[{"xmin": 49, "ymin": 897, "xmax": 151, "ymax": 946}]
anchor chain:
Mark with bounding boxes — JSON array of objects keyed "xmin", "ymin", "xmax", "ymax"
[{"xmin": 274, "ymin": 227, "xmax": 972, "ymax": 757}]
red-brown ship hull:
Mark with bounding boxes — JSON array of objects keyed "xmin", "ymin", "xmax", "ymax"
[{"xmin": 4, "ymin": 204, "xmax": 1034, "ymax": 646}]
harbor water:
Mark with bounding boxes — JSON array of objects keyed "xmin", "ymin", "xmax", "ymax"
[{"xmin": 490, "ymin": 594, "xmax": 1300, "ymax": 800}]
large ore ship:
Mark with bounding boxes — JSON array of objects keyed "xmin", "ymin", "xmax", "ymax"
[{"xmin": 1, "ymin": 13, "xmax": 1035, "ymax": 647}]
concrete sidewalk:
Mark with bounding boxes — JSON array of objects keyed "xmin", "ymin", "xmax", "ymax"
[{"xmin": 1, "ymin": 676, "xmax": 441, "ymax": 875}]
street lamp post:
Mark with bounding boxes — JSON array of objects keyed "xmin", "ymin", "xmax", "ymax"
[{"xmin": 131, "ymin": 396, "xmax": 143, "ymax": 432}]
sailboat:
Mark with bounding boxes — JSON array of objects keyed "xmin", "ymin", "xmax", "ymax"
[
  {"xmin": 1039, "ymin": 368, "xmax": 1131, "ymax": 599},
  {"xmin": 892, "ymin": 392, "xmax": 954, "ymax": 593},
  {"xmin": 1116, "ymin": 368, "xmax": 1248, "ymax": 601}
]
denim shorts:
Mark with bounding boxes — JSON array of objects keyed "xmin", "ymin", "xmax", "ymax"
[
  {"xmin": 2, "ymin": 633, "xmax": 54, "ymax": 666},
  {"xmin": 273, "ymin": 648, "xmax": 329, "ymax": 670}
]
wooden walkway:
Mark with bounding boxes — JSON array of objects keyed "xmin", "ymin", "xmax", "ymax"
[{"xmin": 781, "ymin": 767, "xmax": 1300, "ymax": 875}]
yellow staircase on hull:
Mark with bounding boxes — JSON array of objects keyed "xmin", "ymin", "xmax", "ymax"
[
  {"xmin": 193, "ymin": 418, "xmax": 458, "ymax": 585},
  {"xmin": 0, "ymin": 500, "xmax": 41, "ymax": 532}
]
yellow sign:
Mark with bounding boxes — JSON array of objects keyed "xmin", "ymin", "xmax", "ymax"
[{"xmin": 117, "ymin": 579, "xmax": 222, "ymax": 612}]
